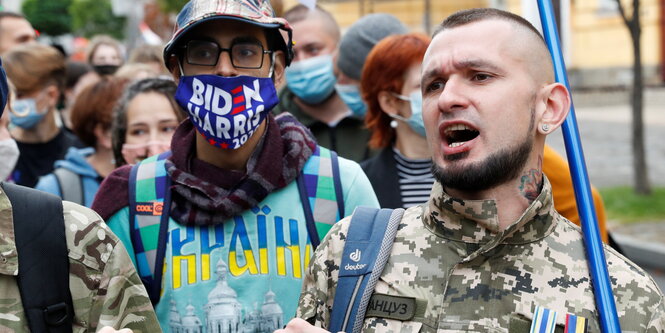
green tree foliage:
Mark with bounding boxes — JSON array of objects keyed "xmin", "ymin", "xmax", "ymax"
[
  {"xmin": 69, "ymin": 0, "xmax": 126, "ymax": 39},
  {"xmin": 157, "ymin": 0, "xmax": 189, "ymax": 13},
  {"xmin": 22, "ymin": 0, "xmax": 73, "ymax": 36}
]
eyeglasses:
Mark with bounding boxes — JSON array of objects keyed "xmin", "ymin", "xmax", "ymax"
[{"xmin": 184, "ymin": 40, "xmax": 272, "ymax": 69}]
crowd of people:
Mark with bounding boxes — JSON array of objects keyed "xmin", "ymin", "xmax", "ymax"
[{"xmin": 0, "ymin": 0, "xmax": 661, "ymax": 332}]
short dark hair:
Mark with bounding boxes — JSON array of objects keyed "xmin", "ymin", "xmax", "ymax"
[
  {"xmin": 283, "ymin": 4, "xmax": 340, "ymax": 41},
  {"xmin": 434, "ymin": 8, "xmax": 545, "ymax": 45}
]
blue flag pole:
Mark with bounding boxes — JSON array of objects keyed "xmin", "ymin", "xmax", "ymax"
[{"xmin": 536, "ymin": 1, "xmax": 621, "ymax": 332}]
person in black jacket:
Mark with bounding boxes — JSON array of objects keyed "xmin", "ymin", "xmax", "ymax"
[{"xmin": 360, "ymin": 33, "xmax": 434, "ymax": 209}]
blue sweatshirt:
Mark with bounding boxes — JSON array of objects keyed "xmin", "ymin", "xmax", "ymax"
[
  {"xmin": 106, "ymin": 156, "xmax": 379, "ymax": 333},
  {"xmin": 35, "ymin": 147, "xmax": 100, "ymax": 207}
]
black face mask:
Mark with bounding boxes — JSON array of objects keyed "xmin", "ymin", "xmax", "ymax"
[{"xmin": 93, "ymin": 64, "xmax": 119, "ymax": 76}]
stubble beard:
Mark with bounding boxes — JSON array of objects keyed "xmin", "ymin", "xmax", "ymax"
[{"xmin": 432, "ymin": 108, "xmax": 536, "ymax": 192}]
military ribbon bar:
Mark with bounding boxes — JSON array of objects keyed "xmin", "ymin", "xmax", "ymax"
[
  {"xmin": 530, "ymin": 306, "xmax": 558, "ymax": 333},
  {"xmin": 564, "ymin": 313, "xmax": 588, "ymax": 333}
]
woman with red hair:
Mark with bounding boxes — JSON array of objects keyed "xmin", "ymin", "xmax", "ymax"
[{"xmin": 360, "ymin": 33, "xmax": 433, "ymax": 208}]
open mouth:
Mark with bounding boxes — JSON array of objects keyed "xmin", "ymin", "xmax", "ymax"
[{"xmin": 443, "ymin": 124, "xmax": 480, "ymax": 148}]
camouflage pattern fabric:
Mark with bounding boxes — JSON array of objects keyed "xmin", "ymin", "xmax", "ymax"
[
  {"xmin": 297, "ymin": 176, "xmax": 665, "ymax": 332},
  {"xmin": 0, "ymin": 189, "xmax": 160, "ymax": 332}
]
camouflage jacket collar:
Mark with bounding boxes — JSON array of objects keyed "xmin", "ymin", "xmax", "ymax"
[
  {"xmin": 0, "ymin": 189, "xmax": 19, "ymax": 276},
  {"xmin": 423, "ymin": 176, "xmax": 557, "ymax": 251}
]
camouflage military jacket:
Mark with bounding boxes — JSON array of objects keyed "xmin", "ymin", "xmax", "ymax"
[
  {"xmin": 297, "ymin": 178, "xmax": 665, "ymax": 332},
  {"xmin": 0, "ymin": 188, "xmax": 160, "ymax": 332}
]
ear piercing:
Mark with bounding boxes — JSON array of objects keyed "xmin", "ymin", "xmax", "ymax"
[{"xmin": 541, "ymin": 124, "xmax": 550, "ymax": 132}]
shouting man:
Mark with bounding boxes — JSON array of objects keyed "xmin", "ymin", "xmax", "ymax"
[{"xmin": 282, "ymin": 8, "xmax": 664, "ymax": 333}]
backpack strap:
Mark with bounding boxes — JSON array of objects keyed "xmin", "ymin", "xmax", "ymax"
[
  {"xmin": 2, "ymin": 182, "xmax": 73, "ymax": 333},
  {"xmin": 296, "ymin": 145, "xmax": 345, "ymax": 250},
  {"xmin": 53, "ymin": 168, "xmax": 84, "ymax": 205},
  {"xmin": 128, "ymin": 151, "xmax": 172, "ymax": 305},
  {"xmin": 329, "ymin": 206, "xmax": 404, "ymax": 333}
]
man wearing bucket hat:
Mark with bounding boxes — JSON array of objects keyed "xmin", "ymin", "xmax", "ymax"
[
  {"xmin": 0, "ymin": 60, "xmax": 159, "ymax": 332},
  {"xmin": 92, "ymin": 0, "xmax": 379, "ymax": 331}
]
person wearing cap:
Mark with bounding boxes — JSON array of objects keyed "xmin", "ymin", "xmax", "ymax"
[
  {"xmin": 274, "ymin": 5, "xmax": 371, "ymax": 163},
  {"xmin": 91, "ymin": 0, "xmax": 379, "ymax": 331},
  {"xmin": 334, "ymin": 13, "xmax": 408, "ymax": 120},
  {"xmin": 0, "ymin": 59, "xmax": 159, "ymax": 332}
]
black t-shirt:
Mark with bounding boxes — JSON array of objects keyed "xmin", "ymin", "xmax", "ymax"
[{"xmin": 11, "ymin": 130, "xmax": 85, "ymax": 188}]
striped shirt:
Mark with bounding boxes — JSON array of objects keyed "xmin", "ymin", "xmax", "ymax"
[{"xmin": 394, "ymin": 147, "xmax": 435, "ymax": 208}]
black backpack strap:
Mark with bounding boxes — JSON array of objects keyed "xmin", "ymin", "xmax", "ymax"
[
  {"xmin": 53, "ymin": 168, "xmax": 84, "ymax": 205},
  {"xmin": 330, "ymin": 150, "xmax": 344, "ymax": 218},
  {"xmin": 3, "ymin": 182, "xmax": 73, "ymax": 333},
  {"xmin": 296, "ymin": 173, "xmax": 320, "ymax": 249}
]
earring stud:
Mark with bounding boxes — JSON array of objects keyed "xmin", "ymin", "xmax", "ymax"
[
  {"xmin": 541, "ymin": 124, "xmax": 550, "ymax": 132},
  {"xmin": 390, "ymin": 120, "xmax": 398, "ymax": 129}
]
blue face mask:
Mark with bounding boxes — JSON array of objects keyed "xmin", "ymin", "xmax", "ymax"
[
  {"xmin": 10, "ymin": 98, "xmax": 48, "ymax": 129},
  {"xmin": 391, "ymin": 91, "xmax": 426, "ymax": 137},
  {"xmin": 335, "ymin": 83, "xmax": 367, "ymax": 118},
  {"xmin": 285, "ymin": 54, "xmax": 336, "ymax": 104},
  {"xmin": 175, "ymin": 75, "xmax": 279, "ymax": 150}
]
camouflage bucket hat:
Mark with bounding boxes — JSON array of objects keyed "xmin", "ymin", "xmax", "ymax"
[{"xmin": 163, "ymin": 0, "xmax": 294, "ymax": 69}]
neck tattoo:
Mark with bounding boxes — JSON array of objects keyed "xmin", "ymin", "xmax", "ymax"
[{"xmin": 519, "ymin": 156, "xmax": 543, "ymax": 202}]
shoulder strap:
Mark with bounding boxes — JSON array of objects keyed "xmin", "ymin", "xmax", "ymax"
[
  {"xmin": 331, "ymin": 150, "xmax": 344, "ymax": 217},
  {"xmin": 329, "ymin": 206, "xmax": 404, "ymax": 333},
  {"xmin": 128, "ymin": 152, "xmax": 172, "ymax": 305},
  {"xmin": 3, "ymin": 182, "xmax": 73, "ymax": 333},
  {"xmin": 297, "ymin": 146, "xmax": 345, "ymax": 250},
  {"xmin": 53, "ymin": 168, "xmax": 84, "ymax": 205}
]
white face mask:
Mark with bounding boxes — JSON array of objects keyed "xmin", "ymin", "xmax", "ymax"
[{"xmin": 0, "ymin": 138, "xmax": 19, "ymax": 180}]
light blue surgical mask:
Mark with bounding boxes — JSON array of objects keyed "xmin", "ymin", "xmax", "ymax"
[
  {"xmin": 10, "ymin": 98, "xmax": 48, "ymax": 129},
  {"xmin": 285, "ymin": 54, "xmax": 336, "ymax": 104},
  {"xmin": 391, "ymin": 91, "xmax": 426, "ymax": 137},
  {"xmin": 335, "ymin": 83, "xmax": 367, "ymax": 118}
]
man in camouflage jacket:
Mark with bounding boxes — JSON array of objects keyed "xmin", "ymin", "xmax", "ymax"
[
  {"xmin": 281, "ymin": 8, "xmax": 665, "ymax": 333},
  {"xmin": 0, "ymin": 61, "xmax": 160, "ymax": 332},
  {"xmin": 0, "ymin": 198, "xmax": 161, "ymax": 332}
]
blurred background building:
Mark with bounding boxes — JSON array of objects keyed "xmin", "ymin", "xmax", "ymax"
[
  {"xmin": 1, "ymin": 0, "xmax": 662, "ymax": 89},
  {"xmin": 284, "ymin": 0, "xmax": 664, "ymax": 89}
]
